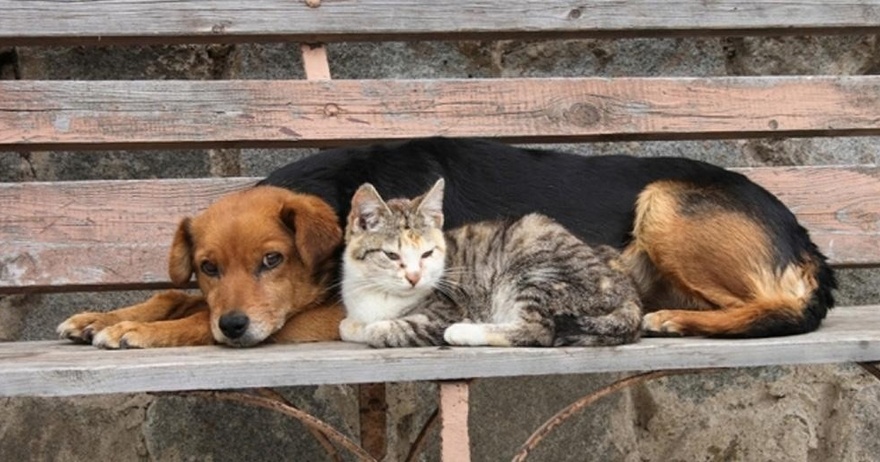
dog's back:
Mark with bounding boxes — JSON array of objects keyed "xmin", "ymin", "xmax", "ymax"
[
  {"xmin": 262, "ymin": 138, "xmax": 806, "ymax": 249},
  {"xmin": 263, "ymin": 138, "xmax": 707, "ymax": 244},
  {"xmin": 261, "ymin": 137, "xmax": 836, "ymax": 338}
]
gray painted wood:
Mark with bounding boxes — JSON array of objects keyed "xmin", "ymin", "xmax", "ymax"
[
  {"xmin": 2, "ymin": 305, "xmax": 878, "ymax": 397},
  {"xmin": 2, "ymin": 0, "xmax": 879, "ymax": 45}
]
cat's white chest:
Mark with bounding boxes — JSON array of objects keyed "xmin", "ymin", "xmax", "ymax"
[{"xmin": 343, "ymin": 287, "xmax": 422, "ymax": 323}]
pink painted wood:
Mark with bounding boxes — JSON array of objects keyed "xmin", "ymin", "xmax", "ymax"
[{"xmin": 440, "ymin": 381, "xmax": 471, "ymax": 462}]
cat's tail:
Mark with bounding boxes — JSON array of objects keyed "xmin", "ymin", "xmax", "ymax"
[{"xmin": 552, "ymin": 301, "xmax": 643, "ymax": 347}]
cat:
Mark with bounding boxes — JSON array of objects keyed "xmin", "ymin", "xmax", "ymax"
[{"xmin": 339, "ymin": 178, "xmax": 643, "ymax": 348}]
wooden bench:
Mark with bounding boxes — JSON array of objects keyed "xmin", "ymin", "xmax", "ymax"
[{"xmin": 2, "ymin": 1, "xmax": 880, "ymax": 460}]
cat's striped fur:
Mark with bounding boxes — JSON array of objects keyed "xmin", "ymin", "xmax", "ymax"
[{"xmin": 340, "ymin": 179, "xmax": 643, "ymax": 348}]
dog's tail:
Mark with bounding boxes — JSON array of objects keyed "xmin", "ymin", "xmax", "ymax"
[
  {"xmin": 642, "ymin": 250, "xmax": 837, "ymax": 338},
  {"xmin": 631, "ymin": 175, "xmax": 837, "ymax": 338},
  {"xmin": 721, "ymin": 247, "xmax": 836, "ymax": 338}
]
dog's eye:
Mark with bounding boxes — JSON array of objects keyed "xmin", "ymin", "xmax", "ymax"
[
  {"xmin": 200, "ymin": 261, "xmax": 219, "ymax": 277},
  {"xmin": 262, "ymin": 252, "xmax": 284, "ymax": 270},
  {"xmin": 421, "ymin": 250, "xmax": 434, "ymax": 259},
  {"xmin": 383, "ymin": 251, "xmax": 400, "ymax": 261}
]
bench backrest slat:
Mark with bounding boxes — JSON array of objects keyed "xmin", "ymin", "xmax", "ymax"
[
  {"xmin": 3, "ymin": 0, "xmax": 879, "ymax": 45},
  {"xmin": 3, "ymin": 77, "xmax": 880, "ymax": 150},
  {"xmin": 1, "ymin": 166, "xmax": 878, "ymax": 293},
  {"xmin": 745, "ymin": 166, "xmax": 880, "ymax": 268},
  {"xmin": 0, "ymin": 178, "xmax": 253, "ymax": 294}
]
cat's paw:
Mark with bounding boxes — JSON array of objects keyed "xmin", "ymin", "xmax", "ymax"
[
  {"xmin": 443, "ymin": 323, "xmax": 489, "ymax": 346},
  {"xmin": 339, "ymin": 318, "xmax": 367, "ymax": 343},
  {"xmin": 57, "ymin": 311, "xmax": 116, "ymax": 344}
]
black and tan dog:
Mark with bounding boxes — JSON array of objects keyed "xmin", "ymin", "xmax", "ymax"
[{"xmin": 58, "ymin": 137, "xmax": 835, "ymax": 348}]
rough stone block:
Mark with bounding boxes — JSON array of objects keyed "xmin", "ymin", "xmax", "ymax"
[{"xmin": 0, "ymin": 394, "xmax": 152, "ymax": 461}]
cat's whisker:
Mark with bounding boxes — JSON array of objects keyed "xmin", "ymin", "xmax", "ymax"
[
  {"xmin": 433, "ymin": 285, "xmax": 459, "ymax": 301},
  {"xmin": 435, "ymin": 279, "xmax": 463, "ymax": 290},
  {"xmin": 324, "ymin": 280, "xmax": 346, "ymax": 293},
  {"xmin": 344, "ymin": 278, "xmax": 405, "ymax": 300},
  {"xmin": 344, "ymin": 281, "xmax": 384, "ymax": 295},
  {"xmin": 440, "ymin": 268, "xmax": 469, "ymax": 279}
]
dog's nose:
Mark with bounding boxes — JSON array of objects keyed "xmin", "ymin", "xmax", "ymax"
[{"xmin": 219, "ymin": 311, "xmax": 250, "ymax": 339}]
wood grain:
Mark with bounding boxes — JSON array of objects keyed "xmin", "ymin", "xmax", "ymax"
[
  {"xmin": 0, "ymin": 178, "xmax": 255, "ymax": 292},
  {"xmin": 2, "ymin": 0, "xmax": 879, "ymax": 45},
  {"xmin": 2, "ymin": 304, "xmax": 879, "ymax": 397},
  {"xmin": 1, "ymin": 166, "xmax": 879, "ymax": 292},
  {"xmin": 2, "ymin": 77, "xmax": 880, "ymax": 150},
  {"xmin": 743, "ymin": 166, "xmax": 880, "ymax": 267}
]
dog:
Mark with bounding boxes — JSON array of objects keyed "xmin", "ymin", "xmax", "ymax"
[
  {"xmin": 57, "ymin": 187, "xmax": 346, "ymax": 348},
  {"xmin": 58, "ymin": 137, "xmax": 836, "ymax": 348}
]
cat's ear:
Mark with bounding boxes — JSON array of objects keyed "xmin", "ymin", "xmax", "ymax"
[
  {"xmin": 349, "ymin": 183, "xmax": 389, "ymax": 233},
  {"xmin": 417, "ymin": 178, "xmax": 445, "ymax": 228}
]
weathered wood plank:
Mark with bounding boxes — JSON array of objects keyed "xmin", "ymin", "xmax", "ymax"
[
  {"xmin": 440, "ymin": 382, "xmax": 472, "ymax": 462},
  {"xmin": 1, "ymin": 165, "xmax": 878, "ymax": 292},
  {"xmin": 2, "ymin": 0, "xmax": 879, "ymax": 45},
  {"xmin": 3, "ymin": 77, "xmax": 880, "ymax": 150},
  {"xmin": 0, "ymin": 178, "xmax": 254, "ymax": 293},
  {"xmin": 0, "ymin": 178, "xmax": 255, "ymax": 246},
  {"xmin": 743, "ymin": 166, "xmax": 880, "ymax": 267},
  {"xmin": 1, "ymin": 304, "xmax": 878, "ymax": 397}
]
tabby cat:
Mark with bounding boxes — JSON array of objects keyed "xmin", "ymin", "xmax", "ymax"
[{"xmin": 339, "ymin": 178, "xmax": 642, "ymax": 348}]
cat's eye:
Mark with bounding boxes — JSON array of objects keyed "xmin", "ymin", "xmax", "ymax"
[
  {"xmin": 421, "ymin": 250, "xmax": 434, "ymax": 259},
  {"xmin": 200, "ymin": 260, "xmax": 220, "ymax": 277},
  {"xmin": 262, "ymin": 252, "xmax": 284, "ymax": 270},
  {"xmin": 384, "ymin": 251, "xmax": 400, "ymax": 261}
]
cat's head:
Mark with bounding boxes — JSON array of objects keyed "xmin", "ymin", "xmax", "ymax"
[{"xmin": 343, "ymin": 179, "xmax": 447, "ymax": 294}]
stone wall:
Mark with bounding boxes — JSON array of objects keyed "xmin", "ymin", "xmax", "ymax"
[{"xmin": 1, "ymin": 35, "xmax": 879, "ymax": 461}]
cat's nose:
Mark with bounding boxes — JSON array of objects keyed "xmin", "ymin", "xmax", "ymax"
[{"xmin": 405, "ymin": 272, "xmax": 421, "ymax": 287}]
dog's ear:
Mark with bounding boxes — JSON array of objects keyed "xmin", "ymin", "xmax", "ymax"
[
  {"xmin": 282, "ymin": 196, "xmax": 343, "ymax": 270},
  {"xmin": 348, "ymin": 183, "xmax": 389, "ymax": 234},
  {"xmin": 168, "ymin": 218, "xmax": 195, "ymax": 286}
]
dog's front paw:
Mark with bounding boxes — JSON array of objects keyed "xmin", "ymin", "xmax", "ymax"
[
  {"xmin": 339, "ymin": 318, "xmax": 367, "ymax": 343},
  {"xmin": 92, "ymin": 321, "xmax": 153, "ymax": 349},
  {"xmin": 641, "ymin": 312, "xmax": 686, "ymax": 337},
  {"xmin": 57, "ymin": 312, "xmax": 117, "ymax": 344},
  {"xmin": 443, "ymin": 323, "xmax": 489, "ymax": 346}
]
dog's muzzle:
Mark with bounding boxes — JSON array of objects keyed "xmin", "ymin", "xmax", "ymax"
[{"xmin": 218, "ymin": 311, "xmax": 250, "ymax": 340}]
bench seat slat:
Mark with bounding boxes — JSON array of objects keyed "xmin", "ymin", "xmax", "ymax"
[
  {"xmin": 3, "ymin": 77, "xmax": 880, "ymax": 150},
  {"xmin": 1, "ymin": 166, "xmax": 879, "ymax": 293},
  {"xmin": 1, "ymin": 304, "xmax": 878, "ymax": 397},
  {"xmin": 2, "ymin": 0, "xmax": 879, "ymax": 45}
]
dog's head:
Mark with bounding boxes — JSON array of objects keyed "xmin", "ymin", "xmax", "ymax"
[{"xmin": 168, "ymin": 186, "xmax": 342, "ymax": 347}]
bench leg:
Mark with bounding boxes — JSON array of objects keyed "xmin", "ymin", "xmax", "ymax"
[
  {"xmin": 440, "ymin": 380, "xmax": 471, "ymax": 462},
  {"xmin": 358, "ymin": 383, "xmax": 387, "ymax": 460},
  {"xmin": 858, "ymin": 362, "xmax": 880, "ymax": 381}
]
